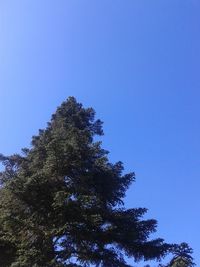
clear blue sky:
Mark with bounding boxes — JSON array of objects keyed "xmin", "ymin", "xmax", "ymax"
[{"xmin": 0, "ymin": 1, "xmax": 199, "ymax": 265}]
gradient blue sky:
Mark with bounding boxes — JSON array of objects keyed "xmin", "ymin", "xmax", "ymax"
[{"xmin": 0, "ymin": 1, "xmax": 199, "ymax": 265}]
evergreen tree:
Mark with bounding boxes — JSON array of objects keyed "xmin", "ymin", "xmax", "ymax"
[
  {"xmin": 0, "ymin": 97, "xmax": 193, "ymax": 266},
  {"xmin": 168, "ymin": 243, "xmax": 195, "ymax": 267}
]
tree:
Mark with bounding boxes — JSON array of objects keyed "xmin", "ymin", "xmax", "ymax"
[
  {"xmin": 168, "ymin": 243, "xmax": 195, "ymax": 267},
  {"xmin": 0, "ymin": 97, "xmax": 194, "ymax": 266},
  {"xmin": 158, "ymin": 243, "xmax": 195, "ymax": 267}
]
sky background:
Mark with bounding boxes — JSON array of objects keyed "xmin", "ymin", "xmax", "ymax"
[{"xmin": 0, "ymin": 1, "xmax": 199, "ymax": 266}]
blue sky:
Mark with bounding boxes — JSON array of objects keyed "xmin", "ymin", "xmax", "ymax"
[{"xmin": 0, "ymin": 1, "xmax": 199, "ymax": 265}]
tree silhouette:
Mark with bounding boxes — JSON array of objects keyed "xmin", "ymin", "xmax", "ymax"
[{"xmin": 0, "ymin": 97, "xmax": 194, "ymax": 267}]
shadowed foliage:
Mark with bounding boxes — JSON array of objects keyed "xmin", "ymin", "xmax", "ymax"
[{"xmin": 0, "ymin": 97, "xmax": 194, "ymax": 266}]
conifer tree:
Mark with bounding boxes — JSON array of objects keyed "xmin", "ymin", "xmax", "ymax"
[
  {"xmin": 0, "ymin": 97, "xmax": 194, "ymax": 266},
  {"xmin": 168, "ymin": 243, "xmax": 195, "ymax": 267}
]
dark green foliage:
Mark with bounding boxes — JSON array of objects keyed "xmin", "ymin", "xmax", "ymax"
[
  {"xmin": 0, "ymin": 97, "xmax": 194, "ymax": 266},
  {"xmin": 168, "ymin": 243, "xmax": 195, "ymax": 267},
  {"xmin": 158, "ymin": 243, "xmax": 195, "ymax": 267}
]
